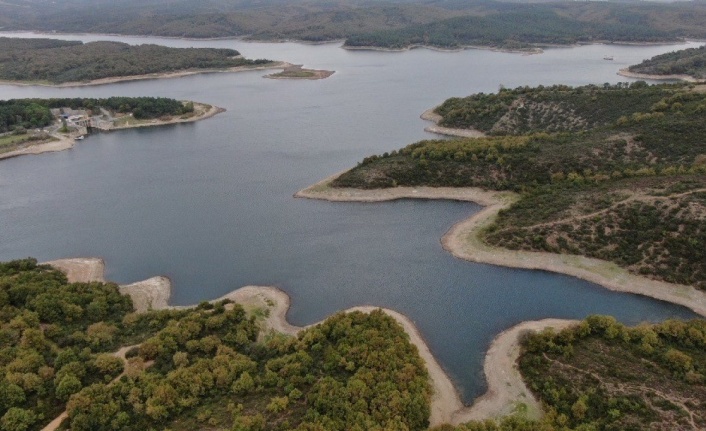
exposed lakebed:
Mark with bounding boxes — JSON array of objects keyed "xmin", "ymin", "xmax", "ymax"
[{"xmin": 0, "ymin": 32, "xmax": 702, "ymax": 403}]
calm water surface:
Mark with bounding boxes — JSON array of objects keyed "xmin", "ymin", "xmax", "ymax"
[{"xmin": 0, "ymin": 33, "xmax": 701, "ymax": 402}]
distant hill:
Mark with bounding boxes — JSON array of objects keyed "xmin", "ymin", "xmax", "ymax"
[
  {"xmin": 628, "ymin": 45, "xmax": 706, "ymax": 80},
  {"xmin": 2, "ymin": 0, "xmax": 706, "ymax": 48}
]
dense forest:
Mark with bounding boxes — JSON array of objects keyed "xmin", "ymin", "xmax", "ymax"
[
  {"xmin": 344, "ymin": 7, "xmax": 677, "ymax": 50},
  {"xmin": 0, "ymin": 97, "xmax": 194, "ymax": 132},
  {"xmin": 332, "ymin": 82, "xmax": 706, "ymax": 289},
  {"xmin": 628, "ymin": 45, "xmax": 706, "ymax": 80},
  {"xmin": 1, "ymin": 0, "xmax": 706, "ymax": 48},
  {"xmin": 0, "ymin": 38, "xmax": 271, "ymax": 84},
  {"xmin": 0, "ymin": 259, "xmax": 431, "ymax": 431}
]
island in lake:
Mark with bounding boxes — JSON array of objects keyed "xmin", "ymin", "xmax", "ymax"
[{"xmin": 0, "ymin": 97, "xmax": 223, "ymax": 160}]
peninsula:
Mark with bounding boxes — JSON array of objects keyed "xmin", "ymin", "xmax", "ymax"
[
  {"xmin": 0, "ymin": 97, "xmax": 223, "ymax": 160},
  {"xmin": 0, "ymin": 38, "xmax": 278, "ymax": 86},
  {"xmin": 619, "ymin": 45, "xmax": 706, "ymax": 82}
]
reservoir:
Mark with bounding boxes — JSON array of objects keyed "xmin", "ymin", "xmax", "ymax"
[{"xmin": 0, "ymin": 33, "xmax": 701, "ymax": 403}]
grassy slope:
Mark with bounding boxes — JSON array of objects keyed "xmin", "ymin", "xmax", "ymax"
[{"xmin": 332, "ymin": 83, "xmax": 706, "ymax": 289}]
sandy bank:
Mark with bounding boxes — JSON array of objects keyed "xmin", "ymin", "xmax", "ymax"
[
  {"xmin": 45, "ymin": 258, "xmax": 171, "ymax": 313},
  {"xmin": 421, "ymin": 108, "xmax": 486, "ymax": 138},
  {"xmin": 295, "ymin": 174, "xmax": 706, "ymax": 319},
  {"xmin": 617, "ymin": 68, "xmax": 704, "ymax": 83},
  {"xmin": 0, "ymin": 134, "xmax": 75, "ymax": 161},
  {"xmin": 45, "ymin": 256, "xmax": 568, "ymax": 425},
  {"xmin": 0, "ymin": 62, "xmax": 291, "ymax": 88}
]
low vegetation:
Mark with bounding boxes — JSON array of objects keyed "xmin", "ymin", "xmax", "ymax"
[
  {"xmin": 333, "ymin": 82, "xmax": 706, "ymax": 289},
  {"xmin": 0, "ymin": 38, "xmax": 272, "ymax": 84},
  {"xmin": 0, "ymin": 259, "xmax": 430, "ymax": 431},
  {"xmin": 628, "ymin": 45, "xmax": 706, "ymax": 80}
]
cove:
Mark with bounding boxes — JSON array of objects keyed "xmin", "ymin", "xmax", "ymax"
[{"xmin": 0, "ymin": 32, "xmax": 701, "ymax": 403}]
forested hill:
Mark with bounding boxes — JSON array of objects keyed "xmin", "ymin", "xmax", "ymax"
[
  {"xmin": 333, "ymin": 82, "xmax": 706, "ymax": 290},
  {"xmin": 628, "ymin": 45, "xmax": 706, "ymax": 80},
  {"xmin": 0, "ymin": 258, "xmax": 431, "ymax": 431},
  {"xmin": 0, "ymin": 38, "xmax": 272, "ymax": 84},
  {"xmin": 2, "ymin": 0, "xmax": 706, "ymax": 47},
  {"xmin": 343, "ymin": 7, "xmax": 679, "ymax": 50}
]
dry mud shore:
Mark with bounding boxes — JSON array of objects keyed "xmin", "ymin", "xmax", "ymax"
[
  {"xmin": 617, "ymin": 68, "xmax": 704, "ymax": 83},
  {"xmin": 45, "ymin": 257, "xmax": 571, "ymax": 426},
  {"xmin": 294, "ymin": 174, "xmax": 706, "ymax": 319}
]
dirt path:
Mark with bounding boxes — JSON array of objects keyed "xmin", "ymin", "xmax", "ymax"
[
  {"xmin": 497, "ymin": 187, "xmax": 706, "ymax": 233},
  {"xmin": 40, "ymin": 343, "xmax": 143, "ymax": 431}
]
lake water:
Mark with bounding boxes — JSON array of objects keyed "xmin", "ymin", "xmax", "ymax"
[{"xmin": 0, "ymin": 32, "xmax": 701, "ymax": 403}]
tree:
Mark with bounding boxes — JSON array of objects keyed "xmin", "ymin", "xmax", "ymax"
[{"xmin": 0, "ymin": 408, "xmax": 37, "ymax": 431}]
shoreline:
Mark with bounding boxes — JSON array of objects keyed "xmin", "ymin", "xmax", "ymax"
[
  {"xmin": 0, "ymin": 62, "xmax": 290, "ymax": 88},
  {"xmin": 0, "ymin": 133, "xmax": 75, "ymax": 161},
  {"xmin": 294, "ymin": 173, "xmax": 706, "ymax": 319},
  {"xmin": 263, "ymin": 64, "xmax": 335, "ymax": 80},
  {"xmin": 342, "ymin": 43, "xmax": 543, "ymax": 55},
  {"xmin": 617, "ymin": 68, "xmax": 704, "ymax": 83},
  {"xmin": 421, "ymin": 108, "xmax": 486, "ymax": 138},
  {"xmin": 44, "ymin": 257, "xmax": 572, "ymax": 426},
  {"xmin": 0, "ymin": 102, "xmax": 224, "ymax": 161}
]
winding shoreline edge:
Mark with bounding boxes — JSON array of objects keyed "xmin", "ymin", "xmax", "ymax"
[
  {"xmin": 294, "ymin": 173, "xmax": 706, "ymax": 319},
  {"xmin": 617, "ymin": 68, "xmax": 705, "ymax": 83},
  {"xmin": 43, "ymin": 257, "xmax": 572, "ymax": 426}
]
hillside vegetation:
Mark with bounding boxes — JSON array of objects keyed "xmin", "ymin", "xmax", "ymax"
[
  {"xmin": 2, "ymin": 1, "xmax": 706, "ymax": 48},
  {"xmin": 0, "ymin": 259, "xmax": 430, "ymax": 431},
  {"xmin": 333, "ymin": 82, "xmax": 706, "ymax": 289},
  {"xmin": 0, "ymin": 38, "xmax": 271, "ymax": 84},
  {"xmin": 628, "ymin": 45, "xmax": 706, "ymax": 80},
  {"xmin": 433, "ymin": 316, "xmax": 706, "ymax": 431}
]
